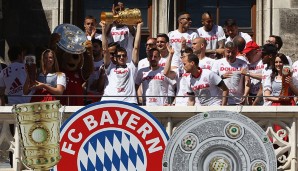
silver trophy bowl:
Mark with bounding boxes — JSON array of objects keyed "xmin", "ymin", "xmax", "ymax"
[{"xmin": 53, "ymin": 24, "xmax": 87, "ymax": 54}]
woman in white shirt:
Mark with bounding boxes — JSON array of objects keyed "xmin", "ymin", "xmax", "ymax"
[{"xmin": 24, "ymin": 49, "xmax": 66, "ymax": 102}]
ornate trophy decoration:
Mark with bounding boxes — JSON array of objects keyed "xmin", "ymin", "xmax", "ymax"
[
  {"xmin": 53, "ymin": 24, "xmax": 87, "ymax": 54},
  {"xmin": 162, "ymin": 110, "xmax": 277, "ymax": 171},
  {"xmin": 101, "ymin": 8, "xmax": 142, "ymax": 25},
  {"xmin": 13, "ymin": 101, "xmax": 61, "ymax": 171},
  {"xmin": 280, "ymin": 65, "xmax": 292, "ymax": 97}
]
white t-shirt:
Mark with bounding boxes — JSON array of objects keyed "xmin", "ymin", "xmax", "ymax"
[
  {"xmin": 197, "ymin": 25, "xmax": 226, "ymax": 50},
  {"xmin": 101, "ymin": 62, "xmax": 137, "ymax": 104},
  {"xmin": 37, "ymin": 72, "xmax": 66, "ymax": 88},
  {"xmin": 199, "ymin": 57, "xmax": 215, "ymax": 70},
  {"xmin": 0, "ymin": 62, "xmax": 31, "ymax": 105},
  {"xmin": 248, "ymin": 59, "xmax": 264, "ymax": 95},
  {"xmin": 187, "ymin": 69, "xmax": 223, "ymax": 106},
  {"xmin": 138, "ymin": 56, "xmax": 168, "ymax": 71},
  {"xmin": 175, "ymin": 68, "xmax": 191, "ymax": 106},
  {"xmin": 212, "ymin": 58, "xmax": 248, "ymax": 105},
  {"xmin": 135, "ymin": 67, "xmax": 175, "ymax": 106},
  {"xmin": 226, "ymin": 32, "xmax": 252, "ymax": 45},
  {"xmin": 87, "ymin": 33, "xmax": 102, "ymax": 41},
  {"xmin": 108, "ymin": 26, "xmax": 134, "ymax": 63},
  {"xmin": 168, "ymin": 29, "xmax": 198, "ymax": 67}
]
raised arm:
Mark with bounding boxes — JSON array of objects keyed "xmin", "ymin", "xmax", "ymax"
[
  {"xmin": 163, "ymin": 43, "xmax": 175, "ymax": 77},
  {"xmin": 81, "ymin": 40, "xmax": 94, "ymax": 80},
  {"xmin": 100, "ymin": 21, "xmax": 111, "ymax": 68},
  {"xmin": 132, "ymin": 22, "xmax": 143, "ymax": 66}
]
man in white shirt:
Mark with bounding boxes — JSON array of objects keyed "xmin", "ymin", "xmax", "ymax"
[
  {"xmin": 84, "ymin": 15, "xmax": 102, "ymax": 41},
  {"xmin": 100, "ymin": 21, "xmax": 142, "ymax": 104},
  {"xmin": 212, "ymin": 42, "xmax": 250, "ymax": 105},
  {"xmin": 183, "ymin": 53, "xmax": 228, "ymax": 106},
  {"xmin": 224, "ymin": 19, "xmax": 252, "ymax": 46},
  {"xmin": 192, "ymin": 37, "xmax": 215, "ymax": 70},
  {"xmin": 135, "ymin": 48, "xmax": 175, "ymax": 106},
  {"xmin": 168, "ymin": 12, "xmax": 198, "ymax": 69},
  {"xmin": 0, "ymin": 46, "xmax": 30, "ymax": 105},
  {"xmin": 197, "ymin": 12, "xmax": 225, "ymax": 59}
]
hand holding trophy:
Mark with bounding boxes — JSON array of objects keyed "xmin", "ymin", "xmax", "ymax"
[
  {"xmin": 280, "ymin": 65, "xmax": 292, "ymax": 97},
  {"xmin": 100, "ymin": 4, "xmax": 142, "ymax": 25}
]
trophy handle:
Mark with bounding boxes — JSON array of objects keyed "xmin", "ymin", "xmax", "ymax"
[{"xmin": 59, "ymin": 105, "xmax": 66, "ymax": 128}]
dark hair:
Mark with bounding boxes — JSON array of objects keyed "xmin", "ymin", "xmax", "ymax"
[
  {"xmin": 270, "ymin": 35, "xmax": 283, "ymax": 51},
  {"xmin": 91, "ymin": 38, "xmax": 102, "ymax": 47},
  {"xmin": 233, "ymin": 35, "xmax": 246, "ymax": 52},
  {"xmin": 8, "ymin": 46, "xmax": 23, "ymax": 61},
  {"xmin": 262, "ymin": 44, "xmax": 278, "ymax": 57},
  {"xmin": 178, "ymin": 11, "xmax": 190, "ymax": 20},
  {"xmin": 201, "ymin": 11, "xmax": 213, "ymax": 21},
  {"xmin": 116, "ymin": 47, "xmax": 127, "ymax": 55},
  {"xmin": 148, "ymin": 48, "xmax": 160, "ymax": 57},
  {"xmin": 85, "ymin": 15, "xmax": 96, "ymax": 22},
  {"xmin": 224, "ymin": 19, "xmax": 237, "ymax": 27},
  {"xmin": 184, "ymin": 47, "xmax": 193, "ymax": 54},
  {"xmin": 187, "ymin": 53, "xmax": 199, "ymax": 67},
  {"xmin": 108, "ymin": 42, "xmax": 120, "ymax": 48},
  {"xmin": 272, "ymin": 53, "xmax": 289, "ymax": 79},
  {"xmin": 157, "ymin": 33, "xmax": 169, "ymax": 43}
]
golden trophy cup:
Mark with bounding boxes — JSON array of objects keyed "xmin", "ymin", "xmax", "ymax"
[
  {"xmin": 101, "ymin": 8, "xmax": 142, "ymax": 25},
  {"xmin": 280, "ymin": 65, "xmax": 292, "ymax": 97},
  {"xmin": 13, "ymin": 101, "xmax": 62, "ymax": 171}
]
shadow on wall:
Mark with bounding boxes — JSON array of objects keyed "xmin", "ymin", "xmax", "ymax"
[{"xmin": 2, "ymin": 0, "xmax": 51, "ymax": 58}]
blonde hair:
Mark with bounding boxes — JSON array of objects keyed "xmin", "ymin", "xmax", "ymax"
[{"xmin": 40, "ymin": 49, "xmax": 60, "ymax": 74}]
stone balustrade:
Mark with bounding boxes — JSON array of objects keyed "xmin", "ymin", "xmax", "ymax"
[{"xmin": 0, "ymin": 105, "xmax": 297, "ymax": 171}]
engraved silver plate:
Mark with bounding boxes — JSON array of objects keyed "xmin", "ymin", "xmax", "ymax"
[
  {"xmin": 162, "ymin": 110, "xmax": 277, "ymax": 171},
  {"xmin": 53, "ymin": 24, "xmax": 87, "ymax": 54}
]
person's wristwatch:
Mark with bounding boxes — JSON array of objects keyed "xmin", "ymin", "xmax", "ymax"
[{"xmin": 246, "ymin": 72, "xmax": 250, "ymax": 76}]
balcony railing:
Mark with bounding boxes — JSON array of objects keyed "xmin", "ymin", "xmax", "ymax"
[{"xmin": 0, "ymin": 104, "xmax": 298, "ymax": 170}]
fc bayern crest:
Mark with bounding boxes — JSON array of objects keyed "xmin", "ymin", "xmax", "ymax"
[{"xmin": 53, "ymin": 101, "xmax": 168, "ymax": 171}]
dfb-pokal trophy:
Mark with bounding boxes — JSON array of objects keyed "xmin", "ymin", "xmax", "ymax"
[
  {"xmin": 100, "ymin": 8, "xmax": 142, "ymax": 25},
  {"xmin": 13, "ymin": 101, "xmax": 62, "ymax": 171}
]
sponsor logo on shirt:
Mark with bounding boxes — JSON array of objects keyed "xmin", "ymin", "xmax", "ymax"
[
  {"xmin": 8, "ymin": 78, "xmax": 22, "ymax": 95},
  {"xmin": 192, "ymin": 83, "xmax": 210, "ymax": 91},
  {"xmin": 249, "ymin": 65, "xmax": 264, "ymax": 70},
  {"xmin": 142, "ymin": 75, "xmax": 164, "ymax": 81},
  {"xmin": 220, "ymin": 67, "xmax": 241, "ymax": 72},
  {"xmin": 111, "ymin": 31, "xmax": 128, "ymax": 36}
]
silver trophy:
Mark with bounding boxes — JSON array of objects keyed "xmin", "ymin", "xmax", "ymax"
[{"xmin": 53, "ymin": 24, "xmax": 87, "ymax": 54}]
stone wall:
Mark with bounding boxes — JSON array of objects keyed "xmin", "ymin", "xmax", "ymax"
[{"xmin": 279, "ymin": 9, "xmax": 298, "ymax": 61}]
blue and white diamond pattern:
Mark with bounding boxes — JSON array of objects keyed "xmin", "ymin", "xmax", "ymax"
[{"xmin": 78, "ymin": 130, "xmax": 146, "ymax": 171}]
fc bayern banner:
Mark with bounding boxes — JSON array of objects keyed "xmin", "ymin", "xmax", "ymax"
[{"xmin": 53, "ymin": 101, "xmax": 169, "ymax": 171}]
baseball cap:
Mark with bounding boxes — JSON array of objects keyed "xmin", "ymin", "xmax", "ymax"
[
  {"xmin": 243, "ymin": 41, "xmax": 259, "ymax": 54},
  {"xmin": 261, "ymin": 44, "xmax": 278, "ymax": 55}
]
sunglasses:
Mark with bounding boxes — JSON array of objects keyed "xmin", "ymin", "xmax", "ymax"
[
  {"xmin": 181, "ymin": 17, "xmax": 192, "ymax": 21},
  {"xmin": 116, "ymin": 54, "xmax": 127, "ymax": 58},
  {"xmin": 109, "ymin": 52, "xmax": 115, "ymax": 57},
  {"xmin": 145, "ymin": 43, "xmax": 155, "ymax": 47}
]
